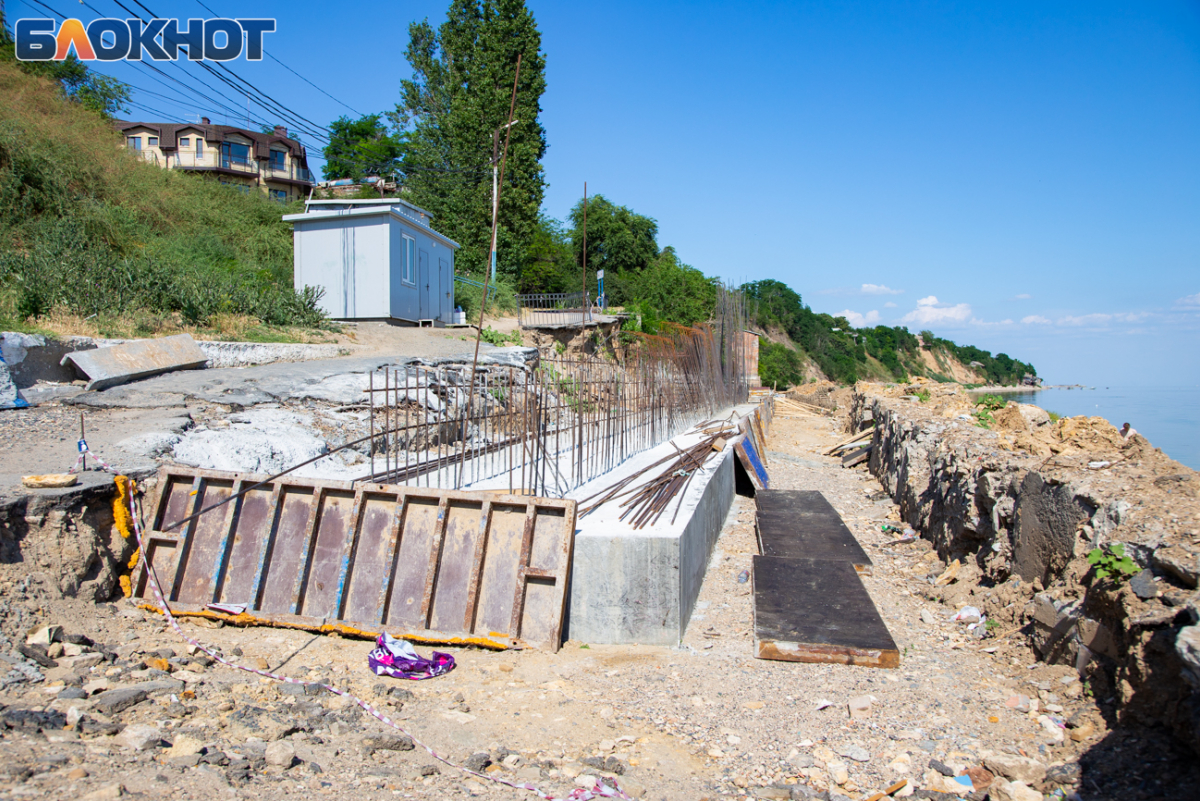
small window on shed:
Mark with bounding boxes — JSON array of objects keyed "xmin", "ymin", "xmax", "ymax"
[
  {"xmin": 179, "ymin": 137, "xmax": 190, "ymax": 148},
  {"xmin": 402, "ymin": 235, "xmax": 416, "ymax": 284},
  {"xmin": 148, "ymin": 136, "xmax": 158, "ymax": 147}
]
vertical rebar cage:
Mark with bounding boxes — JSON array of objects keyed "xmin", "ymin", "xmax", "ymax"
[{"xmin": 366, "ymin": 286, "xmax": 750, "ymax": 498}]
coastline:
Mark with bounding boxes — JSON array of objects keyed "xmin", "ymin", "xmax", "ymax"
[{"xmin": 966, "ymin": 383, "xmax": 1092, "ymax": 393}]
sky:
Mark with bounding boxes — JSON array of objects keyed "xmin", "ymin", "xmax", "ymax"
[{"xmin": 10, "ymin": 0, "xmax": 1200, "ymax": 386}]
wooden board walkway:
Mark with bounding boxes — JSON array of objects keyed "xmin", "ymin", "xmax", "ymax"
[
  {"xmin": 755, "ymin": 489, "xmax": 873, "ymax": 575},
  {"xmin": 752, "ymin": 556, "xmax": 899, "ymax": 668}
]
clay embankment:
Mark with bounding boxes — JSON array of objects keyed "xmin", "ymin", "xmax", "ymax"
[{"xmin": 852, "ymin": 380, "xmax": 1200, "ymax": 755}]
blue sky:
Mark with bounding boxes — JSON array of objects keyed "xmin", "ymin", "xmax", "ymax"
[{"xmin": 13, "ymin": 0, "xmax": 1200, "ymax": 386}]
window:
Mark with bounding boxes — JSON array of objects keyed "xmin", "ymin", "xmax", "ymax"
[
  {"xmin": 196, "ymin": 138, "xmax": 203, "ymax": 156},
  {"xmin": 221, "ymin": 141, "xmax": 250, "ymax": 166},
  {"xmin": 126, "ymin": 136, "xmax": 141, "ymax": 150},
  {"xmin": 179, "ymin": 137, "xmax": 190, "ymax": 148},
  {"xmin": 148, "ymin": 136, "xmax": 158, "ymax": 147},
  {"xmin": 402, "ymin": 235, "xmax": 416, "ymax": 284},
  {"xmin": 269, "ymin": 189, "xmax": 288, "ymax": 202},
  {"xmin": 269, "ymin": 150, "xmax": 286, "ymax": 172}
]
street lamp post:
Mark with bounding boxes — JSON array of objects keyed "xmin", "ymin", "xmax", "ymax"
[{"xmin": 490, "ymin": 120, "xmax": 519, "ymax": 282}]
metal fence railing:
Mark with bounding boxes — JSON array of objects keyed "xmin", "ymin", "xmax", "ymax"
[{"xmin": 517, "ymin": 292, "xmax": 592, "ymax": 329}]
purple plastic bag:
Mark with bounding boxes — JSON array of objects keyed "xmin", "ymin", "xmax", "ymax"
[{"xmin": 367, "ymin": 633, "xmax": 455, "ymax": 680}]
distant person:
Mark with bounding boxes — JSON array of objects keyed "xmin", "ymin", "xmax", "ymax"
[{"xmin": 1120, "ymin": 422, "xmax": 1138, "ymax": 440}]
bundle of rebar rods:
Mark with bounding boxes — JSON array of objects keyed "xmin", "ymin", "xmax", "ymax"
[{"xmin": 577, "ymin": 425, "xmax": 737, "ymax": 529}]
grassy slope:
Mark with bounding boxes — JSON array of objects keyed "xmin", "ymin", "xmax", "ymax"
[{"xmin": 0, "ymin": 62, "xmax": 328, "ymax": 341}]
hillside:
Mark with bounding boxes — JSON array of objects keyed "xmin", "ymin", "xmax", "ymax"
[
  {"xmin": 744, "ymin": 279, "xmax": 1035, "ymax": 389},
  {"xmin": 0, "ymin": 60, "xmax": 325, "ymax": 341}
]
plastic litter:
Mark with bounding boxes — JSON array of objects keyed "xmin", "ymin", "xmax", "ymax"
[
  {"xmin": 737, "ymin": 570, "xmax": 750, "ymax": 584},
  {"xmin": 951, "ymin": 606, "xmax": 982, "ymax": 624},
  {"xmin": 367, "ymin": 633, "xmax": 456, "ymax": 680}
]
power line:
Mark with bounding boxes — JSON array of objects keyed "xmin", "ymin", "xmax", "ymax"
[{"xmin": 194, "ymin": 0, "xmax": 364, "ymax": 117}]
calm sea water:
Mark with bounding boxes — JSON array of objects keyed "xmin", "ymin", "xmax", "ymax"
[{"xmin": 978, "ymin": 386, "xmax": 1199, "ymax": 471}]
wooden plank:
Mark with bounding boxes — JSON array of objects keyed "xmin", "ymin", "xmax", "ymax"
[
  {"xmin": 753, "ymin": 556, "xmax": 899, "ymax": 669},
  {"xmin": 135, "ymin": 468, "xmax": 575, "ymax": 650},
  {"xmin": 755, "ymin": 489, "xmax": 873, "ymax": 575},
  {"xmin": 842, "ymin": 445, "xmax": 870, "ymax": 468}
]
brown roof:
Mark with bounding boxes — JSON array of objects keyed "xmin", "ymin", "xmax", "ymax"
[{"xmin": 115, "ymin": 120, "xmax": 308, "ymax": 165}]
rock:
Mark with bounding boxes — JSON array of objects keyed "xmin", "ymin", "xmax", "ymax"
[
  {"xmin": 574, "ymin": 774, "xmax": 599, "ymax": 788},
  {"xmin": 166, "ymin": 735, "xmax": 205, "ymax": 758},
  {"xmin": 264, "ymin": 740, "xmax": 296, "ymax": 768},
  {"xmin": 836, "ymin": 745, "xmax": 870, "ymax": 762},
  {"xmin": 92, "ymin": 687, "xmax": 149, "ymax": 714},
  {"xmin": 1129, "ymin": 571, "xmax": 1158, "ymax": 600},
  {"xmin": 964, "ymin": 765, "xmax": 994, "ymax": 790},
  {"xmin": 26, "ymin": 625, "xmax": 62, "ymax": 646},
  {"xmin": 789, "ymin": 752, "xmax": 815, "ymax": 769},
  {"xmin": 754, "ymin": 788, "xmax": 791, "ymax": 799},
  {"xmin": 620, "ymin": 778, "xmax": 646, "ymax": 798},
  {"xmin": 929, "ymin": 759, "xmax": 955, "ymax": 777},
  {"xmin": 361, "ymin": 733, "xmax": 414, "ymax": 755},
  {"xmin": 58, "ymin": 653, "xmax": 105, "ymax": 670},
  {"xmin": 920, "ymin": 609, "xmax": 936, "ymax": 625},
  {"xmin": 1046, "ymin": 763, "xmax": 1081, "ymax": 784},
  {"xmin": 989, "ymin": 778, "xmax": 1044, "ymax": 801},
  {"xmin": 847, "ymin": 695, "xmax": 872, "ymax": 719},
  {"xmin": 984, "ymin": 754, "xmax": 1047, "ymax": 784},
  {"xmin": 68, "ymin": 767, "xmax": 89, "ymax": 780},
  {"xmin": 1005, "ymin": 694, "xmax": 1031, "ymax": 713},
  {"xmin": 254, "ymin": 657, "xmax": 270, "ymax": 671},
  {"xmin": 1177, "ymin": 624, "xmax": 1200, "ymax": 689},
  {"xmin": 1068, "ymin": 722, "xmax": 1095, "ymax": 742},
  {"xmin": 116, "ymin": 724, "xmax": 162, "ymax": 751},
  {"xmin": 81, "ymin": 785, "xmax": 124, "ymax": 800},
  {"xmin": 22, "ymin": 473, "xmax": 78, "ymax": 489},
  {"xmin": 1154, "ymin": 547, "xmax": 1199, "ymax": 589},
  {"xmin": 464, "ymin": 752, "xmax": 491, "ymax": 772}
]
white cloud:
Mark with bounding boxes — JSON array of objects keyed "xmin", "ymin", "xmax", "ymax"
[
  {"xmin": 837, "ymin": 309, "xmax": 881, "ymax": 328},
  {"xmin": 1058, "ymin": 313, "xmax": 1112, "ymax": 326},
  {"xmin": 884, "ymin": 301, "xmax": 898, "ymax": 308},
  {"xmin": 900, "ymin": 296, "xmax": 973, "ymax": 325},
  {"xmin": 1022, "ymin": 315, "xmax": 1052, "ymax": 325},
  {"xmin": 1013, "ymin": 293, "xmax": 1032, "ymax": 300},
  {"xmin": 1175, "ymin": 292, "xmax": 1200, "ymax": 309},
  {"xmin": 861, "ymin": 283, "xmax": 903, "ymax": 296}
]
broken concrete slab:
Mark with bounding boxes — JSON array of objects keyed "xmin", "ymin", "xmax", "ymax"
[
  {"xmin": 62, "ymin": 334, "xmax": 207, "ymax": 392},
  {"xmin": 169, "ymin": 409, "xmax": 357, "ymax": 479}
]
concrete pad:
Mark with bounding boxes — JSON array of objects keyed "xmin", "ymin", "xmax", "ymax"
[
  {"xmin": 62, "ymin": 334, "xmax": 207, "ymax": 391},
  {"xmin": 561, "ymin": 407, "xmax": 764, "ymax": 645}
]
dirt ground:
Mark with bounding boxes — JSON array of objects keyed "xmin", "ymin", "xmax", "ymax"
[{"xmin": 6, "ymin": 405, "xmax": 1189, "ymax": 801}]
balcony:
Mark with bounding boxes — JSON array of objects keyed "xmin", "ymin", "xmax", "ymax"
[
  {"xmin": 264, "ymin": 163, "xmax": 315, "ymax": 186},
  {"xmin": 172, "ymin": 151, "xmax": 259, "ymax": 178}
]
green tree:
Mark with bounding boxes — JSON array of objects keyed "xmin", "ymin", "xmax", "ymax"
[
  {"xmin": 615, "ymin": 246, "xmax": 716, "ymax": 326},
  {"xmin": 758, "ymin": 340, "xmax": 804, "ymax": 390},
  {"xmin": 321, "ymin": 114, "xmax": 405, "ymax": 181},
  {"xmin": 567, "ymin": 194, "xmax": 659, "ymax": 291},
  {"xmin": 394, "ymin": 0, "xmax": 547, "ymax": 280},
  {"xmin": 521, "ymin": 213, "xmax": 575, "ymax": 293},
  {"xmin": 0, "ymin": 16, "xmax": 129, "ymax": 117}
]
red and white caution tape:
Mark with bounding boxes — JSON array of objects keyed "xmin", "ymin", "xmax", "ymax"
[{"xmin": 120, "ymin": 478, "xmax": 632, "ymax": 801}]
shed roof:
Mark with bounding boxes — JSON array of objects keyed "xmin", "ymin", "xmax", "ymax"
[
  {"xmin": 304, "ymin": 198, "xmax": 434, "ymax": 221},
  {"xmin": 283, "ymin": 205, "xmax": 461, "ymax": 250}
]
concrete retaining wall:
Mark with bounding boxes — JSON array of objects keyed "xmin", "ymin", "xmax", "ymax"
[{"xmin": 566, "ymin": 445, "xmax": 735, "ymax": 646}]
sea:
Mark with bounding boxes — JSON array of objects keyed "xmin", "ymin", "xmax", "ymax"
[{"xmin": 977, "ymin": 386, "xmax": 1199, "ymax": 472}]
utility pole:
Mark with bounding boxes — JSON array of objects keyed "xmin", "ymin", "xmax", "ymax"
[
  {"xmin": 581, "ymin": 181, "xmax": 588, "ymax": 322},
  {"xmin": 490, "ymin": 120, "xmax": 519, "ymax": 281}
]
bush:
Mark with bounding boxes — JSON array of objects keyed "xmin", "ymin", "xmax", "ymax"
[{"xmin": 758, "ymin": 340, "xmax": 803, "ymax": 390}]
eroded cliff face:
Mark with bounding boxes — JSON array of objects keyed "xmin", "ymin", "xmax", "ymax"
[{"xmin": 852, "ymin": 381, "xmax": 1200, "ymax": 753}]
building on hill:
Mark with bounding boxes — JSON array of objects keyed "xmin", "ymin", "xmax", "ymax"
[{"xmin": 115, "ymin": 118, "xmax": 315, "ymax": 202}]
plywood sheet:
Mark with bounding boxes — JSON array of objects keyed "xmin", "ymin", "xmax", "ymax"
[
  {"xmin": 755, "ymin": 489, "xmax": 873, "ymax": 574},
  {"xmin": 752, "ymin": 556, "xmax": 898, "ymax": 669},
  {"xmin": 134, "ymin": 468, "xmax": 576, "ymax": 651}
]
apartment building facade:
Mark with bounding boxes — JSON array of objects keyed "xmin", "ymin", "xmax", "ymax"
[{"xmin": 116, "ymin": 118, "xmax": 315, "ymax": 202}]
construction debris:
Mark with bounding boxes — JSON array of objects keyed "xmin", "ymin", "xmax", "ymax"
[{"xmin": 62, "ymin": 333, "xmax": 207, "ymax": 391}]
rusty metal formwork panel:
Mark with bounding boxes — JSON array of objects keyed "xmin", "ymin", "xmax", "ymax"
[{"xmin": 133, "ymin": 468, "xmax": 576, "ymax": 651}]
